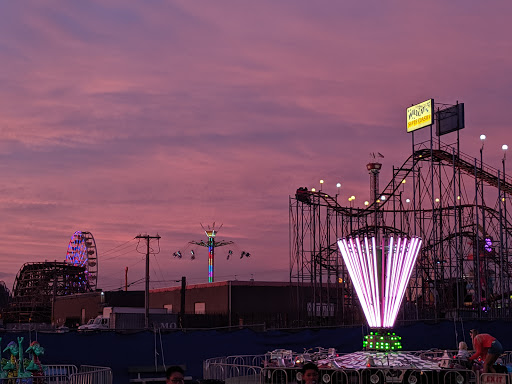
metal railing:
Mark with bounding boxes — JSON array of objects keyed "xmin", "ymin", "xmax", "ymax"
[
  {"xmin": 70, "ymin": 365, "xmax": 112, "ymax": 384},
  {"xmin": 205, "ymin": 362, "xmax": 262, "ymax": 384},
  {"xmin": 0, "ymin": 364, "xmax": 112, "ymax": 384},
  {"xmin": 203, "ymin": 352, "xmax": 508, "ymax": 384}
]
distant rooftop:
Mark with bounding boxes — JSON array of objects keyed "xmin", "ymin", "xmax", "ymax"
[{"xmin": 150, "ymin": 280, "xmax": 310, "ymax": 293}]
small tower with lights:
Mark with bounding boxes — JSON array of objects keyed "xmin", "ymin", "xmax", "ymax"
[
  {"xmin": 367, "ymin": 153, "xmax": 383, "ymax": 204},
  {"xmin": 367, "ymin": 153, "xmax": 384, "ymax": 236},
  {"xmin": 189, "ymin": 223, "xmax": 233, "ymax": 283}
]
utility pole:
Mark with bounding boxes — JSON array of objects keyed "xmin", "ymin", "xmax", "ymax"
[
  {"xmin": 180, "ymin": 276, "xmax": 186, "ymax": 328},
  {"xmin": 52, "ymin": 260, "xmax": 58, "ymax": 326},
  {"xmin": 136, "ymin": 234, "xmax": 161, "ymax": 329}
]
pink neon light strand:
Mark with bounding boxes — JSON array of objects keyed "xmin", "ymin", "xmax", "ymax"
[
  {"xmin": 372, "ymin": 236, "xmax": 382, "ymax": 325},
  {"xmin": 390, "ymin": 238, "xmax": 422, "ymax": 327},
  {"xmin": 349, "ymin": 238, "xmax": 377, "ymax": 326},
  {"xmin": 367, "ymin": 236, "xmax": 380, "ymax": 326},
  {"xmin": 387, "ymin": 237, "xmax": 407, "ymax": 327},
  {"xmin": 340, "ymin": 238, "xmax": 378, "ymax": 327},
  {"xmin": 344, "ymin": 237, "xmax": 378, "ymax": 327},
  {"xmin": 388, "ymin": 237, "xmax": 418, "ymax": 327},
  {"xmin": 338, "ymin": 239, "xmax": 375, "ymax": 327},
  {"xmin": 356, "ymin": 238, "xmax": 374, "ymax": 319},
  {"xmin": 338, "ymin": 235, "xmax": 422, "ymax": 329},
  {"xmin": 383, "ymin": 236, "xmax": 394, "ymax": 328},
  {"xmin": 385, "ymin": 237, "xmax": 405, "ymax": 327},
  {"xmin": 360, "ymin": 237, "xmax": 379, "ymax": 327},
  {"xmin": 384, "ymin": 236, "xmax": 396, "ymax": 328}
]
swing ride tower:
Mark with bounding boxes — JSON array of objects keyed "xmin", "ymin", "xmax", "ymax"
[{"xmin": 189, "ymin": 224, "xmax": 234, "ymax": 283}]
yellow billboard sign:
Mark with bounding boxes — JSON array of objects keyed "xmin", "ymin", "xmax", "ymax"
[{"xmin": 407, "ymin": 99, "xmax": 434, "ymax": 133}]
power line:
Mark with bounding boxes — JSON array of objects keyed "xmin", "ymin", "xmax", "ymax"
[
  {"xmin": 102, "ymin": 247, "xmax": 140, "ymax": 262},
  {"xmin": 101, "ymin": 237, "xmax": 137, "ymax": 256}
]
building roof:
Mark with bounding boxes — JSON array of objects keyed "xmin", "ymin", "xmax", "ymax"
[{"xmin": 150, "ymin": 280, "xmax": 305, "ymax": 293}]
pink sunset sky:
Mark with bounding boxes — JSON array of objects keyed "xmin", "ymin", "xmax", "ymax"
[{"xmin": 1, "ymin": 1, "xmax": 511, "ymax": 292}]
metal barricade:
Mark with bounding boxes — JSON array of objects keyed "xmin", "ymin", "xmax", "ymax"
[
  {"xmin": 328, "ymin": 368, "xmax": 360, "ymax": 384},
  {"xmin": 226, "ymin": 355, "xmax": 265, "ymax": 368},
  {"xmin": 498, "ymin": 351, "xmax": 512, "ymax": 365},
  {"xmin": 439, "ymin": 368, "xmax": 477, "ymax": 384},
  {"xmin": 69, "ymin": 366, "xmax": 113, "ymax": 384},
  {"xmin": 204, "ymin": 354, "xmax": 487, "ymax": 384},
  {"xmin": 0, "ymin": 365, "xmax": 111, "ymax": 384},
  {"xmin": 267, "ymin": 368, "xmax": 290, "ymax": 384},
  {"xmin": 360, "ymin": 367, "xmax": 405, "ymax": 384},
  {"xmin": 204, "ymin": 355, "xmax": 266, "ymax": 383},
  {"xmin": 204, "ymin": 362, "xmax": 262, "ymax": 384}
]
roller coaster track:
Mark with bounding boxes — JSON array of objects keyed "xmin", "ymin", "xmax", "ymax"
[
  {"xmin": 299, "ymin": 146, "xmax": 512, "ymax": 217},
  {"xmin": 301, "ymin": 148, "xmax": 512, "ymax": 277},
  {"xmin": 367, "ymin": 148, "xmax": 512, "ymax": 212},
  {"xmin": 414, "ymin": 148, "xmax": 512, "ymax": 195},
  {"xmin": 298, "ymin": 144, "xmax": 512, "ymax": 211},
  {"xmin": 420, "ymin": 227, "xmax": 512, "ymax": 278}
]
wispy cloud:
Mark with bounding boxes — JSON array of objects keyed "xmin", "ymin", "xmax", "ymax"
[{"xmin": 0, "ymin": 0, "xmax": 511, "ymax": 290}]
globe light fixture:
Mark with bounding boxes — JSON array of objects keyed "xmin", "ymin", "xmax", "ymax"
[{"xmin": 335, "ymin": 182, "xmax": 342, "ymax": 199}]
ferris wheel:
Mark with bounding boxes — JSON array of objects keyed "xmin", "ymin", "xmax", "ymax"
[{"xmin": 65, "ymin": 230, "xmax": 98, "ymax": 291}]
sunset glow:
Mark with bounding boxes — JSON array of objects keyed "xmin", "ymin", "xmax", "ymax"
[{"xmin": 0, "ymin": 1, "xmax": 509, "ymax": 292}]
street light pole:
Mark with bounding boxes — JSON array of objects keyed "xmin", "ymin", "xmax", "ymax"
[
  {"xmin": 479, "ymin": 135, "xmax": 486, "ymax": 310},
  {"xmin": 348, "ymin": 196, "xmax": 355, "ymax": 234},
  {"xmin": 503, "ymin": 145, "xmax": 508, "ymax": 313}
]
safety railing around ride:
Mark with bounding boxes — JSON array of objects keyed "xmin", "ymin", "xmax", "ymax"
[
  {"xmin": 70, "ymin": 365, "xmax": 113, "ymax": 384},
  {"xmin": 203, "ymin": 355, "xmax": 264, "ymax": 384},
  {"xmin": 204, "ymin": 363, "xmax": 479, "ymax": 384},
  {"xmin": 0, "ymin": 364, "xmax": 112, "ymax": 384},
  {"xmin": 203, "ymin": 352, "xmax": 512, "ymax": 384}
]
